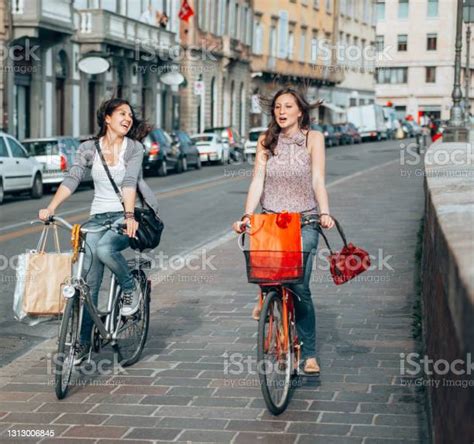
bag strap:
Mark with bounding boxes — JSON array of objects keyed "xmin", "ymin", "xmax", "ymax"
[
  {"xmin": 94, "ymin": 139, "xmax": 126, "ymax": 210},
  {"xmin": 315, "ymin": 216, "xmax": 348, "ymax": 254},
  {"xmin": 36, "ymin": 224, "xmax": 61, "ymax": 254}
]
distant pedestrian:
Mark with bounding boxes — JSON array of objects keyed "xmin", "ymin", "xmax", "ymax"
[{"xmin": 233, "ymin": 87, "xmax": 335, "ymax": 375}]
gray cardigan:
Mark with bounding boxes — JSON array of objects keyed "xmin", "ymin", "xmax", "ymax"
[{"xmin": 62, "ymin": 138, "xmax": 160, "ymax": 216}]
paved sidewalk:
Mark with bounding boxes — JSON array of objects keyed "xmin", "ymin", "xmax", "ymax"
[{"xmin": 0, "ymin": 159, "xmax": 429, "ymax": 443}]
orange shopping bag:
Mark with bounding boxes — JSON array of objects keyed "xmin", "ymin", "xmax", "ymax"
[{"xmin": 248, "ymin": 212, "xmax": 303, "ymax": 282}]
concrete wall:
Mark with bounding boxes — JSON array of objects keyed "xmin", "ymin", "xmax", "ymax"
[{"xmin": 421, "ymin": 139, "xmax": 474, "ymax": 443}]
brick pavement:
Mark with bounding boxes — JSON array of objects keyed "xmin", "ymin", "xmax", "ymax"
[{"xmin": 0, "ymin": 159, "xmax": 430, "ymax": 443}]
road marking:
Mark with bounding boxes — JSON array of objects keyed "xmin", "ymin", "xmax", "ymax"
[{"xmin": 0, "ymin": 175, "xmax": 246, "ymax": 244}]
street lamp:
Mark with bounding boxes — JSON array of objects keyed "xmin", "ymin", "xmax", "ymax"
[
  {"xmin": 445, "ymin": 0, "xmax": 469, "ymax": 142},
  {"xmin": 463, "ymin": 0, "xmax": 474, "ymax": 125}
]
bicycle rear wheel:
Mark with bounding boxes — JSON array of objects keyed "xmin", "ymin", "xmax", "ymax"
[
  {"xmin": 55, "ymin": 296, "xmax": 80, "ymax": 400},
  {"xmin": 112, "ymin": 270, "xmax": 150, "ymax": 367},
  {"xmin": 257, "ymin": 290, "xmax": 293, "ymax": 415}
]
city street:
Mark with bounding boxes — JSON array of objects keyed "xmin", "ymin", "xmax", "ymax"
[
  {"xmin": 0, "ymin": 138, "xmax": 407, "ymax": 366},
  {"xmin": 0, "ymin": 137, "xmax": 430, "ymax": 442}
]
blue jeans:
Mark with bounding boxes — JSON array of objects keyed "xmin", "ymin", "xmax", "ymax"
[
  {"xmin": 78, "ymin": 211, "xmax": 134, "ymax": 345},
  {"xmin": 287, "ymin": 224, "xmax": 319, "ymax": 361}
]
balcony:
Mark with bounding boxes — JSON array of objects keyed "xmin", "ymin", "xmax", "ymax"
[
  {"xmin": 76, "ymin": 9, "xmax": 176, "ymax": 54},
  {"xmin": 11, "ymin": 0, "xmax": 74, "ymax": 39}
]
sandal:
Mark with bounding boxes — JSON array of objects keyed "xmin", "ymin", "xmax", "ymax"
[{"xmin": 302, "ymin": 358, "xmax": 320, "ymax": 375}]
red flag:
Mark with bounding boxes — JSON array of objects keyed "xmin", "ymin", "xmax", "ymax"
[{"xmin": 178, "ymin": 0, "xmax": 194, "ymax": 22}]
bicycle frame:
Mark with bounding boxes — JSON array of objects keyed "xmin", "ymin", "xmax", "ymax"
[{"xmin": 69, "ymin": 233, "xmax": 121, "ymax": 343}]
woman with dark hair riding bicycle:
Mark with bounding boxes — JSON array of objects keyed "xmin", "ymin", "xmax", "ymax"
[
  {"xmin": 38, "ymin": 98, "xmax": 159, "ymax": 364},
  {"xmin": 233, "ymin": 87, "xmax": 334, "ymax": 375}
]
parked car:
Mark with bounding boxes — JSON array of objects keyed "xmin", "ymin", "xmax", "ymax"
[
  {"xmin": 170, "ymin": 130, "xmax": 202, "ymax": 170},
  {"xmin": 244, "ymin": 127, "xmax": 266, "ymax": 162},
  {"xmin": 0, "ymin": 132, "xmax": 43, "ymax": 204},
  {"xmin": 22, "ymin": 136, "xmax": 93, "ymax": 192},
  {"xmin": 334, "ymin": 124, "xmax": 351, "ymax": 145},
  {"xmin": 191, "ymin": 133, "xmax": 229, "ymax": 164},
  {"xmin": 321, "ymin": 124, "xmax": 340, "ymax": 147},
  {"xmin": 204, "ymin": 127, "xmax": 243, "ymax": 161},
  {"xmin": 310, "ymin": 123, "xmax": 335, "ymax": 147},
  {"xmin": 142, "ymin": 128, "xmax": 183, "ymax": 176},
  {"xmin": 401, "ymin": 120, "xmax": 416, "ymax": 138},
  {"xmin": 340, "ymin": 123, "xmax": 362, "ymax": 144}
]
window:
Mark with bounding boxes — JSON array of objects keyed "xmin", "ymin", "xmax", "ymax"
[
  {"xmin": 7, "ymin": 138, "xmax": 28, "ymax": 158},
  {"xmin": 376, "ymin": 67, "xmax": 408, "ymax": 84},
  {"xmin": 300, "ymin": 28, "xmax": 306, "ymax": 62},
  {"xmin": 311, "ymin": 32, "xmax": 318, "ymax": 63},
  {"xmin": 350, "ymin": 98, "xmax": 357, "ymax": 106},
  {"xmin": 0, "ymin": 138, "xmax": 9, "ymax": 157},
  {"xmin": 398, "ymin": 0, "xmax": 409, "ymax": 19},
  {"xmin": 376, "ymin": 0, "xmax": 385, "ymax": 20},
  {"xmin": 253, "ymin": 20, "xmax": 263, "ymax": 54},
  {"xmin": 270, "ymin": 24, "xmax": 277, "ymax": 57},
  {"xmin": 288, "ymin": 31, "xmax": 295, "ymax": 60},
  {"xmin": 427, "ymin": 0, "xmax": 438, "ymax": 17},
  {"xmin": 325, "ymin": 0, "xmax": 332, "ymax": 14},
  {"xmin": 341, "ymin": 0, "xmax": 346, "ymax": 15},
  {"xmin": 314, "ymin": 0, "xmax": 320, "ymax": 8},
  {"xmin": 397, "ymin": 34, "xmax": 408, "ymax": 51},
  {"xmin": 362, "ymin": 0, "xmax": 369, "ymax": 22},
  {"xmin": 427, "ymin": 33, "xmax": 437, "ymax": 51},
  {"xmin": 426, "ymin": 67, "xmax": 436, "ymax": 83},
  {"xmin": 375, "ymin": 35, "xmax": 384, "ymax": 53}
]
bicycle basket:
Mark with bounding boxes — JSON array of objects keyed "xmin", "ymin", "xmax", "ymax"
[{"xmin": 243, "ymin": 250, "xmax": 311, "ymax": 284}]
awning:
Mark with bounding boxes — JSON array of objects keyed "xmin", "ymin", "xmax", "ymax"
[{"xmin": 321, "ymin": 102, "xmax": 346, "ymax": 114}]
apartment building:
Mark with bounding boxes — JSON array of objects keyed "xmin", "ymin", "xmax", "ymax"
[
  {"xmin": 250, "ymin": 0, "xmax": 343, "ymax": 127},
  {"xmin": 334, "ymin": 0, "xmax": 377, "ymax": 112},
  {"xmin": 375, "ymin": 0, "xmax": 470, "ymax": 121},
  {"xmin": 5, "ymin": 0, "xmax": 180, "ymax": 139},
  {"xmin": 178, "ymin": 0, "xmax": 253, "ymax": 136}
]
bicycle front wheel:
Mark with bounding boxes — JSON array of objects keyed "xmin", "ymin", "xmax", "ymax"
[
  {"xmin": 112, "ymin": 270, "xmax": 150, "ymax": 367},
  {"xmin": 55, "ymin": 296, "xmax": 80, "ymax": 400},
  {"xmin": 257, "ymin": 290, "xmax": 293, "ymax": 415}
]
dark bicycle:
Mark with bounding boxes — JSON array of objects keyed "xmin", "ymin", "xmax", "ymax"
[{"xmin": 33, "ymin": 215, "xmax": 151, "ymax": 400}]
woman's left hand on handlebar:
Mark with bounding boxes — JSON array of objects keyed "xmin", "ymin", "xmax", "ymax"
[
  {"xmin": 125, "ymin": 218, "xmax": 139, "ymax": 238},
  {"xmin": 320, "ymin": 214, "xmax": 335, "ymax": 229}
]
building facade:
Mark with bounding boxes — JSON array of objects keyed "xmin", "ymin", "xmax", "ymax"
[
  {"xmin": 249, "ymin": 0, "xmax": 343, "ymax": 127},
  {"xmin": 375, "ymin": 0, "xmax": 470, "ymax": 121},
  {"xmin": 5, "ymin": 0, "xmax": 180, "ymax": 140},
  {"xmin": 178, "ymin": 0, "xmax": 253, "ymax": 137},
  {"xmin": 333, "ymin": 0, "xmax": 377, "ymax": 115}
]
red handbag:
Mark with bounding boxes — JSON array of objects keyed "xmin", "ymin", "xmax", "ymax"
[{"xmin": 316, "ymin": 217, "xmax": 371, "ymax": 285}]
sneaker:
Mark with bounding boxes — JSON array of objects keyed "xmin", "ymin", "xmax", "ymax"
[
  {"xmin": 73, "ymin": 343, "xmax": 91, "ymax": 366},
  {"xmin": 120, "ymin": 287, "xmax": 140, "ymax": 317}
]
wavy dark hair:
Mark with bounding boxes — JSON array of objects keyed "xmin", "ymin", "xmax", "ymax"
[
  {"xmin": 260, "ymin": 87, "xmax": 322, "ymax": 155},
  {"xmin": 96, "ymin": 98, "xmax": 152, "ymax": 142}
]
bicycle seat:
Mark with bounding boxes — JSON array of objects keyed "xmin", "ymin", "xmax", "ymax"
[{"xmin": 127, "ymin": 258, "xmax": 152, "ymax": 269}]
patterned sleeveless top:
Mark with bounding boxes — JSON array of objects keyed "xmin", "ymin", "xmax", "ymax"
[{"xmin": 260, "ymin": 130, "xmax": 318, "ymax": 213}]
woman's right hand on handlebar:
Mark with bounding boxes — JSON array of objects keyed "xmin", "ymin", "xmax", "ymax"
[{"xmin": 39, "ymin": 208, "xmax": 54, "ymax": 222}]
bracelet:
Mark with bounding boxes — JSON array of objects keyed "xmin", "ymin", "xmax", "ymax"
[
  {"xmin": 124, "ymin": 212, "xmax": 135, "ymax": 220},
  {"xmin": 241, "ymin": 213, "xmax": 252, "ymax": 221},
  {"xmin": 319, "ymin": 212, "xmax": 330, "ymax": 216}
]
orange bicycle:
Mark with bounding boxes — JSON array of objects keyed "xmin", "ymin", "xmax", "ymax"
[{"xmin": 240, "ymin": 216, "xmax": 319, "ymax": 415}]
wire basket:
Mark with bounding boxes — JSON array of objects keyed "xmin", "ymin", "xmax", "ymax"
[{"xmin": 243, "ymin": 251, "xmax": 311, "ymax": 284}]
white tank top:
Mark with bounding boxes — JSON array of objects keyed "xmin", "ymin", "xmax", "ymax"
[{"xmin": 90, "ymin": 138, "xmax": 127, "ymax": 216}]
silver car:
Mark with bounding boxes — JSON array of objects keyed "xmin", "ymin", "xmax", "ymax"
[{"xmin": 0, "ymin": 132, "xmax": 43, "ymax": 205}]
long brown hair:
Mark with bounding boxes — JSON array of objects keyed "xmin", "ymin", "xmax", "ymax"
[
  {"xmin": 96, "ymin": 98, "xmax": 152, "ymax": 142},
  {"xmin": 260, "ymin": 87, "xmax": 322, "ymax": 155}
]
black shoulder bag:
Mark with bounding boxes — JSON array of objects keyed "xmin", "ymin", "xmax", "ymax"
[{"xmin": 94, "ymin": 139, "xmax": 164, "ymax": 252}]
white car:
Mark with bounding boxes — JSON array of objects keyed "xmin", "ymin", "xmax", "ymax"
[
  {"xmin": 244, "ymin": 127, "xmax": 266, "ymax": 162},
  {"xmin": 191, "ymin": 133, "xmax": 229, "ymax": 165},
  {"xmin": 22, "ymin": 136, "xmax": 91, "ymax": 192},
  {"xmin": 0, "ymin": 132, "xmax": 43, "ymax": 204}
]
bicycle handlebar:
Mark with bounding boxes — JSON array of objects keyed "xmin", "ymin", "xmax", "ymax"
[{"xmin": 31, "ymin": 216, "xmax": 125, "ymax": 234}]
